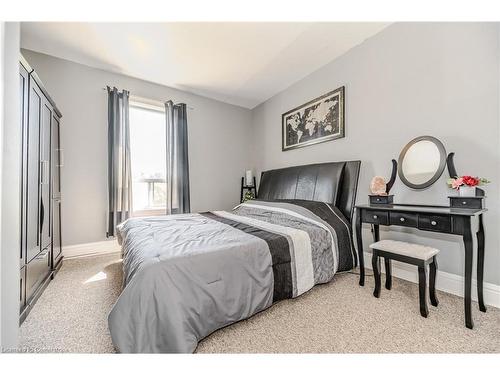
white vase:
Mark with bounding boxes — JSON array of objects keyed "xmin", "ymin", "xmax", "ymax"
[{"xmin": 459, "ymin": 186, "xmax": 476, "ymax": 197}]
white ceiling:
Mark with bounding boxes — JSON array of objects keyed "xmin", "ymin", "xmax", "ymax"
[{"xmin": 21, "ymin": 22, "xmax": 389, "ymax": 108}]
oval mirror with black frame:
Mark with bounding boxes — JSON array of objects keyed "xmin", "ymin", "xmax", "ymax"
[{"xmin": 398, "ymin": 136, "xmax": 447, "ymax": 189}]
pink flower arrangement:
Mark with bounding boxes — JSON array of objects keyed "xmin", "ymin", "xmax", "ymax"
[{"xmin": 447, "ymin": 175, "xmax": 490, "ymax": 190}]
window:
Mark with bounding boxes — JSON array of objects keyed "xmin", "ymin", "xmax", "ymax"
[{"xmin": 129, "ymin": 102, "xmax": 166, "ymax": 216}]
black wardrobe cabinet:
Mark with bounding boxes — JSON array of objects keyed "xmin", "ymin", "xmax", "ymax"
[{"xmin": 19, "ymin": 55, "xmax": 63, "ymax": 323}]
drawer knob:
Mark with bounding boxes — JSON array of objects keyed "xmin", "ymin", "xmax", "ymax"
[
  {"xmin": 373, "ymin": 215, "xmax": 378, "ymax": 219},
  {"xmin": 462, "ymin": 201, "xmax": 467, "ymax": 205},
  {"xmin": 400, "ymin": 217, "xmax": 405, "ymax": 222},
  {"xmin": 431, "ymin": 220, "xmax": 437, "ymax": 226},
  {"xmin": 376, "ymin": 198, "xmax": 381, "ymax": 202}
]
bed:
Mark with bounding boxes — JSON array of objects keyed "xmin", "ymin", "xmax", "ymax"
[{"xmin": 108, "ymin": 161, "xmax": 361, "ymax": 353}]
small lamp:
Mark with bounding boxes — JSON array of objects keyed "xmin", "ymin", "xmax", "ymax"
[{"xmin": 245, "ymin": 170, "xmax": 254, "ymax": 187}]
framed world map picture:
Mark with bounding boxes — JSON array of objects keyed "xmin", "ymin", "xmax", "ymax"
[{"xmin": 282, "ymin": 86, "xmax": 345, "ymax": 151}]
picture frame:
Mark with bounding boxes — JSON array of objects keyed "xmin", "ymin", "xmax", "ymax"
[{"xmin": 282, "ymin": 86, "xmax": 345, "ymax": 151}]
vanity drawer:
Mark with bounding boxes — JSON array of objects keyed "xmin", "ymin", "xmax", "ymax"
[
  {"xmin": 449, "ymin": 197, "xmax": 483, "ymax": 209},
  {"xmin": 362, "ymin": 210, "xmax": 389, "ymax": 225},
  {"xmin": 389, "ymin": 212, "xmax": 417, "ymax": 227},
  {"xmin": 418, "ymin": 214, "xmax": 451, "ymax": 233}
]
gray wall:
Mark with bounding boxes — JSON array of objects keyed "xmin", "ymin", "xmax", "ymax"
[
  {"xmin": 1, "ymin": 22, "xmax": 21, "ymax": 351},
  {"xmin": 20, "ymin": 23, "xmax": 500, "ymax": 286},
  {"xmin": 251, "ymin": 23, "xmax": 500, "ymax": 285},
  {"xmin": 21, "ymin": 50, "xmax": 253, "ymax": 246}
]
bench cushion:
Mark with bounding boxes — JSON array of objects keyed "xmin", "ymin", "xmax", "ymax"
[{"xmin": 369, "ymin": 240, "xmax": 439, "ymax": 260}]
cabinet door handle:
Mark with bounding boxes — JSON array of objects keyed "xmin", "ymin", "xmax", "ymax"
[
  {"xmin": 40, "ymin": 198, "xmax": 45, "ymax": 231},
  {"xmin": 59, "ymin": 149, "xmax": 64, "ymax": 167},
  {"xmin": 373, "ymin": 215, "xmax": 378, "ymax": 219},
  {"xmin": 46, "ymin": 161, "xmax": 50, "ymax": 184},
  {"xmin": 40, "ymin": 160, "xmax": 49, "ymax": 184},
  {"xmin": 40, "ymin": 161, "xmax": 44, "ymax": 184},
  {"xmin": 431, "ymin": 220, "xmax": 437, "ymax": 226}
]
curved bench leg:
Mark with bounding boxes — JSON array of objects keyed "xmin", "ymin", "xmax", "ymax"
[
  {"xmin": 418, "ymin": 265, "xmax": 429, "ymax": 318},
  {"xmin": 429, "ymin": 256, "xmax": 439, "ymax": 307},
  {"xmin": 385, "ymin": 258, "xmax": 392, "ymax": 290},
  {"xmin": 372, "ymin": 250, "xmax": 381, "ymax": 298}
]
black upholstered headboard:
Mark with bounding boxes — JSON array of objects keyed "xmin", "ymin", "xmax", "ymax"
[{"xmin": 257, "ymin": 161, "xmax": 361, "ymax": 223}]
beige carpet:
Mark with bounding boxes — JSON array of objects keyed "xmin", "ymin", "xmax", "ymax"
[{"xmin": 19, "ymin": 253, "xmax": 500, "ymax": 353}]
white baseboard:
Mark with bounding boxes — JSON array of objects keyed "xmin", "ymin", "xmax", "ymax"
[
  {"xmin": 364, "ymin": 251, "xmax": 500, "ymax": 308},
  {"xmin": 63, "ymin": 240, "xmax": 121, "ymax": 259}
]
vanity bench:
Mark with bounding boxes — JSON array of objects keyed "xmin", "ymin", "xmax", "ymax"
[{"xmin": 370, "ymin": 239, "xmax": 439, "ymax": 318}]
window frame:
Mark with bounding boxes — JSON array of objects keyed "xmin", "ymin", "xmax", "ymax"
[{"xmin": 129, "ymin": 98, "xmax": 167, "ymax": 217}]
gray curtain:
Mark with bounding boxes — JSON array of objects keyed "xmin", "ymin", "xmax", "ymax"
[
  {"xmin": 165, "ymin": 101, "xmax": 190, "ymax": 214},
  {"xmin": 106, "ymin": 87, "xmax": 132, "ymax": 237}
]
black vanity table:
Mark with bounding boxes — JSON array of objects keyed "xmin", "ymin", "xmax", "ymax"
[{"xmin": 355, "ymin": 203, "xmax": 487, "ymax": 329}]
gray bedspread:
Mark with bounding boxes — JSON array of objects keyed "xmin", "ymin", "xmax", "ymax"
[{"xmin": 108, "ymin": 200, "xmax": 355, "ymax": 353}]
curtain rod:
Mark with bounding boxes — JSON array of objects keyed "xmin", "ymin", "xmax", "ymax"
[{"xmin": 102, "ymin": 87, "xmax": 194, "ymax": 110}]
